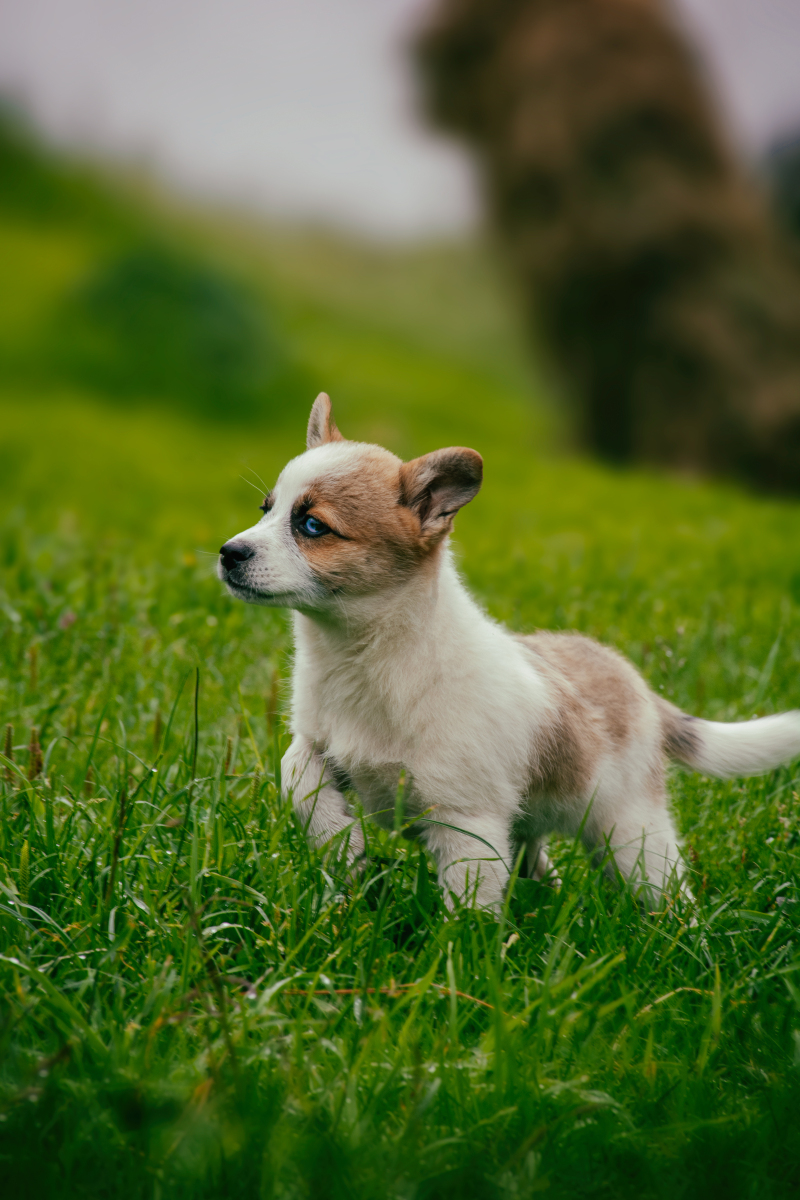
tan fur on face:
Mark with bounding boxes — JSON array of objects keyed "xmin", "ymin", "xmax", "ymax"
[
  {"xmin": 290, "ymin": 438, "xmax": 483, "ymax": 599},
  {"xmin": 295, "ymin": 447, "xmax": 429, "ymax": 597}
]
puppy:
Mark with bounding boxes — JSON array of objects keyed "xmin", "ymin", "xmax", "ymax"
[{"xmin": 219, "ymin": 394, "xmax": 800, "ymax": 910}]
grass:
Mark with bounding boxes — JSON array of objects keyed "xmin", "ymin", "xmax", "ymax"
[{"xmin": 1, "ymin": 121, "xmax": 800, "ymax": 1197}]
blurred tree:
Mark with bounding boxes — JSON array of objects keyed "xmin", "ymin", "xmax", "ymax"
[
  {"xmin": 766, "ymin": 134, "xmax": 800, "ymax": 243},
  {"xmin": 415, "ymin": 0, "xmax": 800, "ymax": 491}
]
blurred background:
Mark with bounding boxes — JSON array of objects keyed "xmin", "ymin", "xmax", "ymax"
[{"xmin": 3, "ymin": 0, "xmax": 800, "ymax": 552}]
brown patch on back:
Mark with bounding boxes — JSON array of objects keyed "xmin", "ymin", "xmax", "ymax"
[
  {"xmin": 531, "ymin": 682, "xmax": 600, "ymax": 800},
  {"xmin": 518, "ymin": 631, "xmax": 648, "ymax": 797}
]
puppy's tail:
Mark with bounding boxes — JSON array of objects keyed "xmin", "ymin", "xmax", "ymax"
[{"xmin": 661, "ymin": 702, "xmax": 800, "ymax": 779}]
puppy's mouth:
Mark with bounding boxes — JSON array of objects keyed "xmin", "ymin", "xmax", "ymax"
[
  {"xmin": 223, "ymin": 576, "xmax": 281, "ymax": 603},
  {"xmin": 223, "ymin": 570, "xmax": 308, "ymax": 607}
]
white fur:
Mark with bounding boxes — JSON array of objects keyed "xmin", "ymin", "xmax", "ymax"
[
  {"xmin": 685, "ymin": 712, "xmax": 800, "ymax": 778},
  {"xmin": 289, "ymin": 547, "xmax": 554, "ymax": 905}
]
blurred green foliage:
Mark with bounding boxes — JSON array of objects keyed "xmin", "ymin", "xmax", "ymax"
[
  {"xmin": 0, "ymin": 107, "xmax": 309, "ymax": 421},
  {"xmin": 57, "ymin": 243, "xmax": 289, "ymax": 418},
  {"xmin": 0, "ymin": 103, "xmax": 134, "ymax": 232}
]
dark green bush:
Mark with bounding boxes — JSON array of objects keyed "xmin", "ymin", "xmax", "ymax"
[
  {"xmin": 0, "ymin": 105, "xmax": 312, "ymax": 423},
  {"xmin": 59, "ymin": 244, "xmax": 295, "ymax": 420}
]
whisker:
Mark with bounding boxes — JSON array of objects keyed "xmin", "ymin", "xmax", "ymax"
[
  {"xmin": 240, "ymin": 465, "xmax": 271, "ymax": 492},
  {"xmin": 239, "ymin": 473, "xmax": 266, "ymax": 496}
]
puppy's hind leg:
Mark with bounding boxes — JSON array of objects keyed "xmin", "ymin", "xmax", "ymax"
[{"xmin": 584, "ymin": 791, "xmax": 690, "ymax": 905}]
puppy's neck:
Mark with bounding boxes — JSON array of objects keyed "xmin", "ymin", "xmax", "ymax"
[{"xmin": 293, "ymin": 542, "xmax": 472, "ymax": 653}]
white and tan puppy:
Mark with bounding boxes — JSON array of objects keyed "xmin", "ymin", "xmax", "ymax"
[{"xmin": 219, "ymin": 394, "xmax": 800, "ymax": 910}]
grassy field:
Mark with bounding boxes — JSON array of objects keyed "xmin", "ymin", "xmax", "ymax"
[{"xmin": 1, "ymin": 120, "xmax": 800, "ymax": 1197}]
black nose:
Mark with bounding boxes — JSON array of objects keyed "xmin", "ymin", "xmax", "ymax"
[{"xmin": 219, "ymin": 541, "xmax": 256, "ymax": 572}]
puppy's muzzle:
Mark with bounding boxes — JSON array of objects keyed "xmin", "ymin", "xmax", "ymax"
[{"xmin": 219, "ymin": 540, "xmax": 255, "ymax": 576}]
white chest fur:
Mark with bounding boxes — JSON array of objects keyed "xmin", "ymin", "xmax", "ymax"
[{"xmin": 289, "ymin": 550, "xmax": 553, "ymax": 823}]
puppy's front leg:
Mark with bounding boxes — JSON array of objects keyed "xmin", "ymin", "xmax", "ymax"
[
  {"xmin": 281, "ymin": 737, "xmax": 364, "ymax": 861},
  {"xmin": 422, "ymin": 812, "xmax": 512, "ymax": 912}
]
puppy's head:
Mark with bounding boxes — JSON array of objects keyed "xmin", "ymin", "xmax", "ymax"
[{"xmin": 218, "ymin": 393, "xmax": 482, "ymax": 614}]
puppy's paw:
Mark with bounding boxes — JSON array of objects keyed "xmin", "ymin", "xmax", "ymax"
[{"xmin": 530, "ymin": 846, "xmax": 561, "ymax": 888}]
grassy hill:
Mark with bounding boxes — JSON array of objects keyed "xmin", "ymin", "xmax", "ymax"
[{"xmin": 1, "ymin": 114, "xmax": 800, "ymax": 1197}]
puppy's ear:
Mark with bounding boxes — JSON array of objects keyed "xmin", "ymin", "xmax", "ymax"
[
  {"xmin": 400, "ymin": 447, "xmax": 483, "ymax": 537},
  {"xmin": 307, "ymin": 392, "xmax": 344, "ymax": 449}
]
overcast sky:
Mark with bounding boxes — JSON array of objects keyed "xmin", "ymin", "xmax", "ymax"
[{"xmin": 0, "ymin": 0, "xmax": 798, "ymax": 239}]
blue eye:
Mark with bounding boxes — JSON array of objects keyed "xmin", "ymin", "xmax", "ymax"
[{"xmin": 299, "ymin": 514, "xmax": 329, "ymax": 538}]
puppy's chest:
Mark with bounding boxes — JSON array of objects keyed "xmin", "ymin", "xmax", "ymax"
[
  {"xmin": 297, "ymin": 655, "xmax": 418, "ymax": 760},
  {"xmin": 296, "ymin": 661, "xmax": 425, "ymax": 815}
]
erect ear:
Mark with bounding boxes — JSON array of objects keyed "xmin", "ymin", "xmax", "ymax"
[
  {"xmin": 307, "ymin": 392, "xmax": 344, "ymax": 449},
  {"xmin": 399, "ymin": 447, "xmax": 483, "ymax": 535}
]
